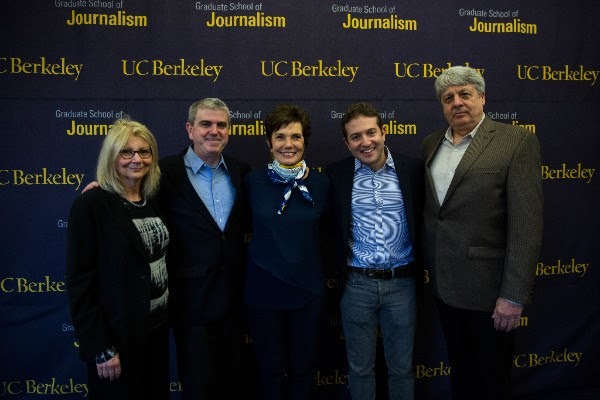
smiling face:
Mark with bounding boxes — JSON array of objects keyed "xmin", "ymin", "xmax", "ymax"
[
  {"xmin": 440, "ymin": 83, "xmax": 486, "ymax": 138},
  {"xmin": 186, "ymin": 107, "xmax": 230, "ymax": 166},
  {"xmin": 116, "ymin": 135, "xmax": 152, "ymax": 189},
  {"xmin": 344, "ymin": 115, "xmax": 387, "ymax": 171},
  {"xmin": 268, "ymin": 121, "xmax": 305, "ymax": 166}
]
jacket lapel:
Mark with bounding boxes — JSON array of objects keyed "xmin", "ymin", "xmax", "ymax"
[
  {"xmin": 394, "ymin": 157, "xmax": 415, "ymax": 238},
  {"xmin": 443, "ymin": 118, "xmax": 496, "ymax": 204},
  {"xmin": 169, "ymin": 149, "xmax": 221, "ymax": 230},
  {"xmin": 339, "ymin": 157, "xmax": 355, "ymax": 244},
  {"xmin": 222, "ymin": 155, "xmax": 244, "ymax": 233},
  {"xmin": 424, "ymin": 131, "xmax": 445, "ymax": 208}
]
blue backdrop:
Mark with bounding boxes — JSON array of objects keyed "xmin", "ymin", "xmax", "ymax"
[{"xmin": 1, "ymin": 1, "xmax": 599, "ymax": 399}]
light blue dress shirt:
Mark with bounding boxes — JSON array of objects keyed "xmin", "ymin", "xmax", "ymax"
[{"xmin": 184, "ymin": 146, "xmax": 235, "ymax": 231}]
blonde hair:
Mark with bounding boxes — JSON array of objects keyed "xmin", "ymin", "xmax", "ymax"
[{"xmin": 96, "ymin": 118, "xmax": 161, "ymax": 198}]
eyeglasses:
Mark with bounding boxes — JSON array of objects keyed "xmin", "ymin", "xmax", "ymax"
[{"xmin": 119, "ymin": 148, "xmax": 152, "ymax": 159}]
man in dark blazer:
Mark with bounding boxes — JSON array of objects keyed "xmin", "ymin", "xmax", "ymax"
[
  {"xmin": 422, "ymin": 66, "xmax": 543, "ymax": 400},
  {"xmin": 326, "ymin": 102, "xmax": 423, "ymax": 400},
  {"xmin": 159, "ymin": 98, "xmax": 250, "ymax": 400}
]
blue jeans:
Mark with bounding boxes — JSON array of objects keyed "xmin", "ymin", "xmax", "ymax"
[{"xmin": 340, "ymin": 273, "xmax": 416, "ymax": 400}]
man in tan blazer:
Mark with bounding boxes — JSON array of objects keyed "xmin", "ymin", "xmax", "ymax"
[{"xmin": 422, "ymin": 66, "xmax": 543, "ymax": 400}]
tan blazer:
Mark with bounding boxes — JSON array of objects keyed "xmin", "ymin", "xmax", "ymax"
[{"xmin": 422, "ymin": 117, "xmax": 543, "ymax": 311}]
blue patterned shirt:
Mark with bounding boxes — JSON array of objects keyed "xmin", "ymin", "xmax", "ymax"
[
  {"xmin": 348, "ymin": 148, "xmax": 414, "ymax": 269},
  {"xmin": 184, "ymin": 146, "xmax": 235, "ymax": 231}
]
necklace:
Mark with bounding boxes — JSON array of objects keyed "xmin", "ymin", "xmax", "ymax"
[{"xmin": 123, "ymin": 197, "xmax": 147, "ymax": 208}]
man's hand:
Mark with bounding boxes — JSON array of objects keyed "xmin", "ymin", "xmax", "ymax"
[
  {"xmin": 82, "ymin": 181, "xmax": 99, "ymax": 193},
  {"xmin": 492, "ymin": 297, "xmax": 523, "ymax": 332}
]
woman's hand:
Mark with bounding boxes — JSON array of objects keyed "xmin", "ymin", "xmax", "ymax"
[{"xmin": 96, "ymin": 353, "xmax": 122, "ymax": 381}]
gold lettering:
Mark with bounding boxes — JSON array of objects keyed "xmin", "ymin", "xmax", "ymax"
[
  {"xmin": 261, "ymin": 61, "xmax": 288, "ymax": 77},
  {"xmin": 511, "ymin": 120, "xmax": 536, "ymax": 133},
  {"xmin": 66, "ymin": 9, "xmax": 147, "ymax": 27},
  {"xmin": 541, "ymin": 164, "xmax": 595, "ymax": 183},
  {"xmin": 7, "ymin": 168, "xmax": 84, "ymax": 190},
  {"xmin": 415, "ymin": 361, "xmax": 451, "ymax": 378},
  {"xmin": 422, "ymin": 62, "xmax": 484, "ymax": 79},
  {"xmin": 24, "ymin": 378, "xmax": 88, "ymax": 396},
  {"xmin": 206, "ymin": 12, "xmax": 286, "ymax": 28},
  {"xmin": 122, "ymin": 59, "xmax": 222, "ymax": 81},
  {"xmin": 3, "ymin": 57, "xmax": 82, "ymax": 80},
  {"xmin": 230, "ymin": 120, "xmax": 265, "ymax": 136},
  {"xmin": 518, "ymin": 65, "xmax": 598, "ymax": 85},
  {"xmin": 468, "ymin": 17, "xmax": 537, "ymax": 34},
  {"xmin": 394, "ymin": 62, "xmax": 420, "ymax": 78},
  {"xmin": 0, "ymin": 169, "xmax": 9, "ymax": 185},
  {"xmin": 2, "ymin": 381, "xmax": 22, "ymax": 395},
  {"xmin": 514, "ymin": 349, "xmax": 583, "ymax": 367},
  {"xmin": 314, "ymin": 369, "xmax": 348, "ymax": 386},
  {"xmin": 385, "ymin": 120, "xmax": 417, "ymax": 135},
  {"xmin": 15, "ymin": 276, "xmax": 65, "ymax": 293},
  {"xmin": 342, "ymin": 13, "xmax": 418, "ymax": 30},
  {"xmin": 66, "ymin": 120, "xmax": 111, "ymax": 136},
  {"xmin": 423, "ymin": 269, "xmax": 430, "ymax": 284},
  {"xmin": 1, "ymin": 277, "xmax": 14, "ymax": 292},
  {"xmin": 536, "ymin": 258, "xmax": 589, "ymax": 277}
]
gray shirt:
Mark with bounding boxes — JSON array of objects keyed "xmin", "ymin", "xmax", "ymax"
[{"xmin": 429, "ymin": 116, "xmax": 485, "ymax": 204}]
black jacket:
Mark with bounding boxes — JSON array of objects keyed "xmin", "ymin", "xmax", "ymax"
[
  {"xmin": 66, "ymin": 188, "xmax": 164, "ymax": 359},
  {"xmin": 159, "ymin": 150, "xmax": 250, "ymax": 326}
]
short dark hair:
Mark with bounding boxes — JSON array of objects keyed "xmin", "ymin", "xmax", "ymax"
[
  {"xmin": 341, "ymin": 102, "xmax": 383, "ymax": 139},
  {"xmin": 265, "ymin": 104, "xmax": 312, "ymax": 147}
]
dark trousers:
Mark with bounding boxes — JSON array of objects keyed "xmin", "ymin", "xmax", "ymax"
[
  {"xmin": 247, "ymin": 296, "xmax": 324, "ymax": 400},
  {"xmin": 174, "ymin": 313, "xmax": 242, "ymax": 400},
  {"xmin": 436, "ymin": 299, "xmax": 515, "ymax": 400},
  {"xmin": 87, "ymin": 324, "xmax": 170, "ymax": 400}
]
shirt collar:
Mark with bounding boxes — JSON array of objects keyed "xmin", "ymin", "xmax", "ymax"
[
  {"xmin": 354, "ymin": 146, "xmax": 395, "ymax": 172},
  {"xmin": 184, "ymin": 145, "xmax": 228, "ymax": 173},
  {"xmin": 444, "ymin": 114, "xmax": 486, "ymax": 143}
]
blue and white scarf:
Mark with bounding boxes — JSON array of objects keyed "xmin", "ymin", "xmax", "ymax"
[{"xmin": 267, "ymin": 160, "xmax": 314, "ymax": 214}]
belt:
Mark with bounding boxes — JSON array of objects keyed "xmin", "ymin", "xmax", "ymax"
[{"xmin": 347, "ymin": 262, "xmax": 414, "ymax": 280}]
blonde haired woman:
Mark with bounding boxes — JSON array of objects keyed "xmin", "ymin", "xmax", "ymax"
[{"xmin": 66, "ymin": 118, "xmax": 170, "ymax": 400}]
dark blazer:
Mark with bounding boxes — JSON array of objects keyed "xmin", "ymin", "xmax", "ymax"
[
  {"xmin": 325, "ymin": 152, "xmax": 424, "ymax": 291},
  {"xmin": 422, "ymin": 117, "xmax": 543, "ymax": 311},
  {"xmin": 159, "ymin": 150, "xmax": 250, "ymax": 327},
  {"xmin": 66, "ymin": 188, "xmax": 163, "ymax": 360}
]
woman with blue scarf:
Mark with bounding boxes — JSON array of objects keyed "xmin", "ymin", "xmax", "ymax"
[{"xmin": 244, "ymin": 104, "xmax": 330, "ymax": 400}]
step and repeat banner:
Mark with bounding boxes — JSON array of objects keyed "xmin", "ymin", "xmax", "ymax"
[{"xmin": 1, "ymin": 1, "xmax": 599, "ymax": 399}]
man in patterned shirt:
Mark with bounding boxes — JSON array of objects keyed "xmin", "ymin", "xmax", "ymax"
[{"xmin": 326, "ymin": 102, "xmax": 424, "ymax": 400}]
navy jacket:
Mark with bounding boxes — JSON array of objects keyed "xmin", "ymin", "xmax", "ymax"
[{"xmin": 159, "ymin": 150, "xmax": 250, "ymax": 326}]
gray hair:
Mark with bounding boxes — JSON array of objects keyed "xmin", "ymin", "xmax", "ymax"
[
  {"xmin": 434, "ymin": 66, "xmax": 485, "ymax": 100},
  {"xmin": 187, "ymin": 98, "xmax": 230, "ymax": 124}
]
